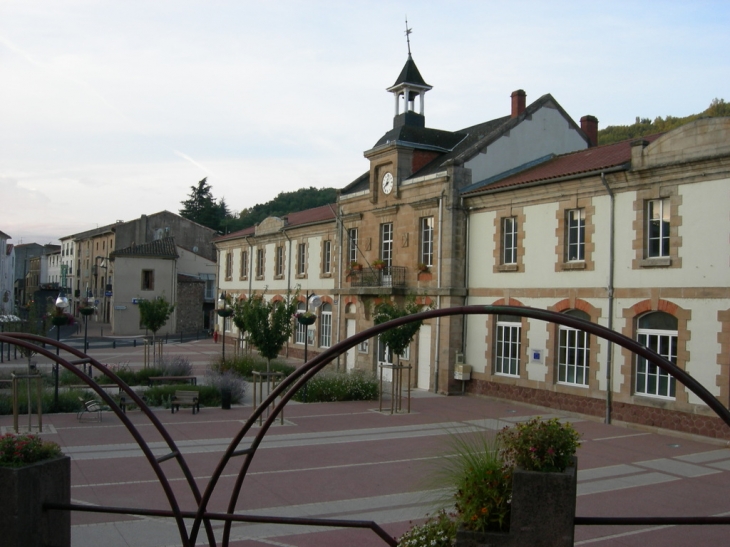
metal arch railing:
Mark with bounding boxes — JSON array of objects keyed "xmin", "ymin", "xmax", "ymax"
[
  {"xmin": 188, "ymin": 305, "xmax": 730, "ymax": 546},
  {"xmin": 0, "ymin": 332, "xmax": 217, "ymax": 547},
  {"xmin": 6, "ymin": 305, "xmax": 730, "ymax": 546}
]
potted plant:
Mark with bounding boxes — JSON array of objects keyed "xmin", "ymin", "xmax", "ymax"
[
  {"xmin": 0, "ymin": 433, "xmax": 70, "ymax": 547},
  {"xmin": 455, "ymin": 417, "xmax": 581, "ymax": 547},
  {"xmin": 372, "ymin": 259, "xmax": 385, "ymax": 270},
  {"xmin": 349, "ymin": 261, "xmax": 363, "ymax": 272},
  {"xmin": 295, "ymin": 311, "xmax": 317, "ymax": 325},
  {"xmin": 79, "ymin": 305, "xmax": 95, "ymax": 317},
  {"xmin": 417, "ymin": 262, "xmax": 430, "ymax": 273}
]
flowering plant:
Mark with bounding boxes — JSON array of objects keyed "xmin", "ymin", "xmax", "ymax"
[
  {"xmin": 398, "ymin": 510, "xmax": 456, "ymax": 547},
  {"xmin": 295, "ymin": 311, "xmax": 316, "ymax": 320},
  {"xmin": 497, "ymin": 417, "xmax": 580, "ymax": 473},
  {"xmin": 0, "ymin": 433, "xmax": 63, "ymax": 468}
]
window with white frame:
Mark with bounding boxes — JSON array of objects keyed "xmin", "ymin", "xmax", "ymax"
[
  {"xmin": 647, "ymin": 199, "xmax": 670, "ymax": 258},
  {"xmin": 377, "ymin": 336, "xmax": 393, "ymax": 364},
  {"xmin": 566, "ymin": 209, "xmax": 585, "ymax": 262},
  {"xmin": 636, "ymin": 312, "xmax": 677, "ymax": 398},
  {"xmin": 420, "ymin": 217, "xmax": 434, "ymax": 267},
  {"xmin": 495, "ymin": 314, "xmax": 521, "ymax": 376},
  {"xmin": 297, "ymin": 243, "xmax": 306, "ymax": 275},
  {"xmin": 256, "ymin": 248, "xmax": 264, "ymax": 278},
  {"xmin": 558, "ymin": 310, "xmax": 590, "ymax": 386},
  {"xmin": 275, "ymin": 246, "xmax": 284, "ymax": 277},
  {"xmin": 295, "ymin": 302, "xmax": 306, "ymax": 344},
  {"xmin": 322, "ymin": 240, "xmax": 331, "ymax": 274},
  {"xmin": 502, "ymin": 217, "xmax": 517, "ymax": 265},
  {"xmin": 348, "ymin": 228, "xmax": 358, "ymax": 264},
  {"xmin": 240, "ymin": 250, "xmax": 248, "ymax": 279},
  {"xmin": 319, "ymin": 303, "xmax": 332, "ymax": 347},
  {"xmin": 381, "ymin": 222, "xmax": 393, "ymax": 267},
  {"xmin": 358, "ymin": 338, "xmax": 369, "ymax": 353}
]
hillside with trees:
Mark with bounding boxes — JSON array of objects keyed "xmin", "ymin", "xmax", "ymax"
[
  {"xmin": 179, "ymin": 180, "xmax": 336, "ymax": 234},
  {"xmin": 598, "ymin": 98, "xmax": 729, "ymax": 145}
]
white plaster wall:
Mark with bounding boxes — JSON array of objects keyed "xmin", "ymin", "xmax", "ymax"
[
  {"xmin": 176, "ymin": 246, "xmax": 215, "ymax": 277},
  {"xmin": 684, "ymin": 299, "xmax": 724, "ymax": 403},
  {"xmin": 467, "ymin": 211, "xmax": 496, "ymax": 288},
  {"xmin": 465, "ymin": 107, "xmax": 587, "ymax": 184}
]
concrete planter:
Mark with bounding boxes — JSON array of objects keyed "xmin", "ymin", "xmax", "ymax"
[
  {"xmin": 0, "ymin": 456, "xmax": 71, "ymax": 547},
  {"xmin": 456, "ymin": 458, "xmax": 577, "ymax": 547}
]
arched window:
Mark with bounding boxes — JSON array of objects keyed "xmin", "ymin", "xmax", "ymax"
[
  {"xmin": 319, "ymin": 303, "xmax": 332, "ymax": 348},
  {"xmin": 558, "ymin": 310, "xmax": 590, "ymax": 386},
  {"xmin": 495, "ymin": 314, "xmax": 521, "ymax": 376},
  {"xmin": 295, "ymin": 302, "xmax": 306, "ymax": 345},
  {"xmin": 636, "ymin": 312, "xmax": 677, "ymax": 398}
]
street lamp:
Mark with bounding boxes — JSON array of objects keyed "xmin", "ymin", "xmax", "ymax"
[
  {"xmin": 217, "ymin": 292, "xmax": 233, "ymax": 362},
  {"xmin": 52, "ymin": 294, "xmax": 69, "ymax": 409},
  {"xmin": 296, "ymin": 292, "xmax": 322, "ymax": 402}
]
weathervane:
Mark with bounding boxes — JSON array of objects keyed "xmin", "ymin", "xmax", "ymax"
[{"xmin": 405, "ymin": 17, "xmax": 412, "ymax": 56}]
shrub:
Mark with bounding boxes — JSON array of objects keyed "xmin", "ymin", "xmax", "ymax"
[
  {"xmin": 211, "ymin": 354, "xmax": 295, "ymax": 380},
  {"xmin": 290, "ymin": 369, "xmax": 378, "ymax": 403},
  {"xmin": 497, "ymin": 417, "xmax": 581, "ymax": 473},
  {"xmin": 437, "ymin": 432, "xmax": 512, "ymax": 533},
  {"xmin": 0, "ymin": 433, "xmax": 63, "ymax": 467},
  {"xmin": 398, "ymin": 510, "xmax": 456, "ymax": 547},
  {"xmin": 204, "ymin": 370, "xmax": 246, "ymax": 404},
  {"xmin": 155, "ymin": 355, "xmax": 193, "ymax": 377},
  {"xmin": 0, "ymin": 387, "xmax": 91, "ymax": 415}
]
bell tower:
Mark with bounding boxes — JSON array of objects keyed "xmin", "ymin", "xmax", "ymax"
[{"xmin": 386, "ymin": 24, "xmax": 432, "ymax": 129}]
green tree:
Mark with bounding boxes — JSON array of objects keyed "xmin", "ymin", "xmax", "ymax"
[
  {"xmin": 231, "ymin": 295, "xmax": 253, "ymax": 353},
  {"xmin": 179, "ymin": 177, "xmax": 229, "ymax": 232},
  {"xmin": 138, "ymin": 296, "xmax": 175, "ymax": 363},
  {"xmin": 246, "ymin": 290, "xmax": 298, "ymax": 374},
  {"xmin": 373, "ymin": 296, "xmax": 427, "ymax": 366}
]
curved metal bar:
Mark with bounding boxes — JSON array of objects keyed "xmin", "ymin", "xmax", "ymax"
[
  {"xmin": 192, "ymin": 305, "xmax": 730, "ymax": 547},
  {"xmin": 0, "ymin": 333, "xmax": 217, "ymax": 547}
]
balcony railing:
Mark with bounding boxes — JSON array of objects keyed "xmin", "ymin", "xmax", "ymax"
[{"xmin": 348, "ymin": 266, "xmax": 406, "ymax": 288}]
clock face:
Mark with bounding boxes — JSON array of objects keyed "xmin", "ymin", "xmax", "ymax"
[{"xmin": 382, "ymin": 172, "xmax": 394, "ymax": 195}]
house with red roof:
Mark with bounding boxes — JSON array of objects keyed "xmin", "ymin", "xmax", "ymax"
[{"xmin": 461, "ymin": 117, "xmax": 730, "ymax": 435}]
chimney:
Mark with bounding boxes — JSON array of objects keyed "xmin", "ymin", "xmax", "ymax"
[
  {"xmin": 581, "ymin": 115, "xmax": 599, "ymax": 147},
  {"xmin": 511, "ymin": 89, "xmax": 526, "ymax": 118}
]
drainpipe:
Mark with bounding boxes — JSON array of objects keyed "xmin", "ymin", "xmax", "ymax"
[
  {"xmin": 600, "ymin": 172, "xmax": 615, "ymax": 424},
  {"xmin": 333, "ymin": 204, "xmax": 344, "ymax": 371},
  {"xmin": 461, "ymin": 196, "xmax": 470, "ymax": 357},
  {"xmin": 434, "ymin": 190, "xmax": 445, "ymax": 393},
  {"xmin": 244, "ymin": 236, "xmax": 254, "ymax": 297},
  {"xmin": 281, "ymin": 229, "xmax": 292, "ymax": 358}
]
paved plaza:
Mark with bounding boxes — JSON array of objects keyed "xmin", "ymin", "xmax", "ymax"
[{"xmin": 2, "ymin": 333, "xmax": 730, "ymax": 546}]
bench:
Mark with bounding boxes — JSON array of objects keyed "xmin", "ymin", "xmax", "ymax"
[
  {"xmin": 77, "ymin": 397, "xmax": 110, "ymax": 422},
  {"xmin": 148, "ymin": 376, "xmax": 197, "ymax": 386},
  {"xmin": 171, "ymin": 390, "xmax": 200, "ymax": 414}
]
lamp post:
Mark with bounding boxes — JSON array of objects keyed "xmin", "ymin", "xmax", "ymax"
[
  {"xmin": 52, "ymin": 294, "xmax": 69, "ymax": 410},
  {"xmin": 297, "ymin": 292, "xmax": 321, "ymax": 403},
  {"xmin": 217, "ymin": 292, "xmax": 233, "ymax": 363}
]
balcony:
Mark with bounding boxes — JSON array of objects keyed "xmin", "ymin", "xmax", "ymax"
[{"xmin": 348, "ymin": 266, "xmax": 406, "ymax": 289}]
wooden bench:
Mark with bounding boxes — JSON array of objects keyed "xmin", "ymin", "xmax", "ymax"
[
  {"xmin": 148, "ymin": 376, "xmax": 197, "ymax": 386},
  {"xmin": 171, "ymin": 390, "xmax": 200, "ymax": 414},
  {"xmin": 77, "ymin": 397, "xmax": 110, "ymax": 422}
]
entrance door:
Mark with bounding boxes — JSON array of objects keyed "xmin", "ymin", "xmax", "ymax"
[
  {"xmin": 378, "ymin": 337, "xmax": 393, "ymax": 382},
  {"xmin": 346, "ymin": 319, "xmax": 356, "ymax": 371},
  {"xmin": 417, "ymin": 324, "xmax": 431, "ymax": 390}
]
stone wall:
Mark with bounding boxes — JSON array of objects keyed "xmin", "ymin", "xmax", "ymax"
[{"xmin": 176, "ymin": 276, "xmax": 204, "ymax": 332}]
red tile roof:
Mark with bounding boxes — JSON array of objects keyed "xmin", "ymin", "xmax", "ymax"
[
  {"xmin": 463, "ymin": 134, "xmax": 663, "ymax": 195},
  {"xmin": 214, "ymin": 204, "xmax": 337, "ymax": 243}
]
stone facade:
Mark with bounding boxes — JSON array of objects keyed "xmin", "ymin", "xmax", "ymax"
[{"xmin": 176, "ymin": 274, "xmax": 205, "ymax": 332}]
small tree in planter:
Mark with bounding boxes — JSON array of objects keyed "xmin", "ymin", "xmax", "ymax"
[
  {"xmin": 246, "ymin": 289, "xmax": 298, "ymax": 375},
  {"xmin": 0, "ymin": 434, "xmax": 70, "ymax": 547},
  {"xmin": 373, "ymin": 296, "xmax": 426, "ymax": 368},
  {"xmin": 138, "ymin": 296, "xmax": 175, "ymax": 364}
]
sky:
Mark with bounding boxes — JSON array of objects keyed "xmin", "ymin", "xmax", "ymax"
[{"xmin": 2, "ymin": 1, "xmax": 729, "ymax": 245}]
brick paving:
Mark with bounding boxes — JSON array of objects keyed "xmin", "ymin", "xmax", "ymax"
[{"xmin": 2, "ymin": 334, "xmax": 730, "ymax": 546}]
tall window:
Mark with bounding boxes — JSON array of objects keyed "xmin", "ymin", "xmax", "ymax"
[
  {"xmin": 297, "ymin": 243, "xmax": 306, "ymax": 275},
  {"xmin": 380, "ymin": 222, "xmax": 393, "ymax": 267},
  {"xmin": 240, "ymin": 250, "xmax": 248, "ymax": 279},
  {"xmin": 275, "ymin": 246, "xmax": 284, "ymax": 277},
  {"xmin": 502, "ymin": 217, "xmax": 517, "ymax": 265},
  {"xmin": 295, "ymin": 302, "xmax": 306, "ymax": 344},
  {"xmin": 420, "ymin": 217, "xmax": 434, "ymax": 267},
  {"xmin": 348, "ymin": 228, "xmax": 358, "ymax": 264},
  {"xmin": 636, "ymin": 312, "xmax": 677, "ymax": 398},
  {"xmin": 322, "ymin": 240, "xmax": 332, "ymax": 274},
  {"xmin": 495, "ymin": 314, "xmax": 520, "ymax": 376},
  {"xmin": 566, "ymin": 209, "xmax": 585, "ymax": 262},
  {"xmin": 141, "ymin": 269, "xmax": 154, "ymax": 291},
  {"xmin": 558, "ymin": 310, "xmax": 590, "ymax": 386},
  {"xmin": 225, "ymin": 252, "xmax": 233, "ymax": 279},
  {"xmin": 647, "ymin": 199, "xmax": 670, "ymax": 258},
  {"xmin": 319, "ymin": 303, "xmax": 332, "ymax": 347},
  {"xmin": 256, "ymin": 248, "xmax": 264, "ymax": 278}
]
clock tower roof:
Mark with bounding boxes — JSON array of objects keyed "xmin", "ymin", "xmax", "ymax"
[{"xmin": 388, "ymin": 54, "xmax": 431, "ymax": 91}]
